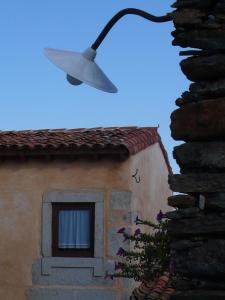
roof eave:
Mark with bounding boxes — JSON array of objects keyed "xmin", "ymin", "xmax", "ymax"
[{"xmin": 0, "ymin": 146, "xmax": 130, "ymax": 161}]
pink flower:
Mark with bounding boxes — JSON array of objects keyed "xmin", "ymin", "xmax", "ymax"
[
  {"xmin": 116, "ymin": 247, "xmax": 125, "ymax": 257},
  {"xmin": 156, "ymin": 210, "xmax": 165, "ymax": 222},
  {"xmin": 117, "ymin": 227, "xmax": 126, "ymax": 234},
  {"xmin": 134, "ymin": 228, "xmax": 141, "ymax": 236}
]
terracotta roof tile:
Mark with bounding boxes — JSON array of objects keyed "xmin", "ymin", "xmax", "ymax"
[
  {"xmin": 0, "ymin": 127, "xmax": 171, "ymax": 173},
  {"xmin": 131, "ymin": 273, "xmax": 175, "ymax": 299}
]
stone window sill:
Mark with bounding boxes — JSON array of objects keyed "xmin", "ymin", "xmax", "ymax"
[{"xmin": 41, "ymin": 257, "xmax": 104, "ymax": 277}]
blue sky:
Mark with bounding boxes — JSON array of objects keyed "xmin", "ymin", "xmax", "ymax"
[{"xmin": 0, "ymin": 1, "xmax": 189, "ymax": 173}]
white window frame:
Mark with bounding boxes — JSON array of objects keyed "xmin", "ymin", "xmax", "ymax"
[{"xmin": 41, "ymin": 190, "xmax": 104, "ymax": 276}]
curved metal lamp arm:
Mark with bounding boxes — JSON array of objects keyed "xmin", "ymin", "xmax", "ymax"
[{"xmin": 91, "ymin": 8, "xmax": 172, "ymax": 50}]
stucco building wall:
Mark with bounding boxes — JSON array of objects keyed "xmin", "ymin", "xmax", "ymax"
[
  {"xmin": 0, "ymin": 143, "xmax": 171, "ymax": 300},
  {"xmin": 129, "ymin": 143, "xmax": 172, "ymax": 223}
]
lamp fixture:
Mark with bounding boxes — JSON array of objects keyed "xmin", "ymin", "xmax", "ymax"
[{"xmin": 44, "ymin": 8, "xmax": 172, "ymax": 93}]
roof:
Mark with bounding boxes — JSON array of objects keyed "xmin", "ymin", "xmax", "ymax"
[
  {"xmin": 131, "ymin": 273, "xmax": 175, "ymax": 299},
  {"xmin": 0, "ymin": 127, "xmax": 171, "ymax": 173}
]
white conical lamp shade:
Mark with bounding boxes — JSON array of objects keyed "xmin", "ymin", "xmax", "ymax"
[{"xmin": 44, "ymin": 47, "xmax": 118, "ymax": 93}]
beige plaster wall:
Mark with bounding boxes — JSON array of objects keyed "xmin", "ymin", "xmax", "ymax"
[
  {"xmin": 0, "ymin": 143, "xmax": 171, "ymax": 300},
  {"xmin": 129, "ymin": 143, "xmax": 172, "ymax": 223}
]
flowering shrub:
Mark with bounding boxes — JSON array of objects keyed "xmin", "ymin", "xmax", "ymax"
[{"xmin": 112, "ymin": 211, "xmax": 171, "ymax": 282}]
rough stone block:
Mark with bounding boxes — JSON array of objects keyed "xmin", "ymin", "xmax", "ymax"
[
  {"xmin": 171, "ymin": 0, "xmax": 217, "ymax": 9},
  {"xmin": 168, "ymin": 194, "xmax": 197, "ymax": 208},
  {"xmin": 172, "ymin": 278, "xmax": 192, "ymax": 291},
  {"xmin": 173, "ymin": 142, "xmax": 225, "ymax": 172},
  {"xmin": 172, "ymin": 29, "xmax": 225, "ymax": 50},
  {"xmin": 169, "ymin": 174, "xmax": 225, "ymax": 193},
  {"xmin": 175, "ymin": 97, "xmax": 188, "ymax": 107},
  {"xmin": 191, "ymin": 278, "xmax": 225, "ymax": 290},
  {"xmin": 176, "ymin": 88, "xmax": 219, "ymax": 105},
  {"xmin": 192, "ymin": 278, "xmax": 225, "ymax": 290},
  {"xmin": 206, "ymin": 198, "xmax": 225, "ymax": 211},
  {"xmin": 171, "ymin": 290, "xmax": 225, "ymax": 300},
  {"xmin": 204, "ymin": 193, "xmax": 225, "ymax": 211},
  {"xmin": 190, "ymin": 78, "xmax": 225, "ymax": 99},
  {"xmin": 170, "ymin": 239, "xmax": 203, "ymax": 251},
  {"xmin": 170, "ymin": 98, "xmax": 225, "ymax": 141},
  {"xmin": 180, "ymin": 54, "xmax": 225, "ymax": 82},
  {"xmin": 165, "ymin": 207, "xmax": 200, "ymax": 220},
  {"xmin": 173, "ymin": 239, "xmax": 225, "ymax": 278},
  {"xmin": 180, "ymin": 91, "xmax": 225, "ymax": 106},
  {"xmin": 215, "ymin": 0, "xmax": 225, "ymax": 13},
  {"xmin": 172, "ymin": 9, "xmax": 206, "ymax": 27},
  {"xmin": 168, "ymin": 214, "xmax": 225, "ymax": 237},
  {"xmin": 172, "ymin": 277, "xmax": 225, "ymax": 291}
]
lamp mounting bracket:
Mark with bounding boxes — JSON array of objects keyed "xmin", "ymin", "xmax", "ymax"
[{"xmin": 91, "ymin": 8, "xmax": 172, "ymax": 50}]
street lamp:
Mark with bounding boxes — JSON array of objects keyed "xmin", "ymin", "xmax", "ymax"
[{"xmin": 44, "ymin": 8, "xmax": 172, "ymax": 93}]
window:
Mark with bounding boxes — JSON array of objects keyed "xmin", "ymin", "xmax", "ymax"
[
  {"xmin": 52, "ymin": 202, "xmax": 95, "ymax": 257},
  {"xmin": 41, "ymin": 191, "xmax": 104, "ymax": 276}
]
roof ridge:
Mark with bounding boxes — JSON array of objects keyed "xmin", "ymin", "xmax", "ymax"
[{"xmin": 0, "ymin": 126, "xmax": 159, "ymax": 134}]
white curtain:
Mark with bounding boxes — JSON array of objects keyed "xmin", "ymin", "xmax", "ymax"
[{"xmin": 58, "ymin": 210, "xmax": 90, "ymax": 249}]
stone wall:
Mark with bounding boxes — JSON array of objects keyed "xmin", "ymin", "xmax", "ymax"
[{"xmin": 168, "ymin": 0, "xmax": 225, "ymax": 299}]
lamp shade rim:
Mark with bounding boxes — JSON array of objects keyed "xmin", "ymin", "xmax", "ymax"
[{"xmin": 44, "ymin": 47, "xmax": 117, "ymax": 93}]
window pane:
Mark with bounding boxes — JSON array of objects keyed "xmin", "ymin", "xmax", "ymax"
[{"xmin": 58, "ymin": 209, "xmax": 90, "ymax": 249}]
